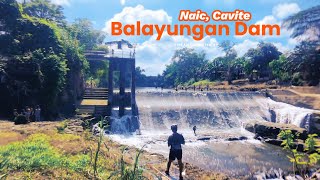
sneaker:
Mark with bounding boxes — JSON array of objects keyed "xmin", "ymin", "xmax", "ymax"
[{"xmin": 165, "ymin": 171, "xmax": 170, "ymax": 176}]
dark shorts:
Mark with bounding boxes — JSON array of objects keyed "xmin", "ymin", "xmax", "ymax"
[{"xmin": 169, "ymin": 149, "xmax": 182, "ymax": 160}]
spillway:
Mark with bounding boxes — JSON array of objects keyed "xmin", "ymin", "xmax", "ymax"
[{"xmin": 108, "ymin": 89, "xmax": 316, "ymax": 176}]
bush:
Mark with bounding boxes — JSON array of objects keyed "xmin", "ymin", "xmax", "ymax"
[
  {"xmin": 291, "ymin": 72, "xmax": 304, "ymax": 86},
  {"xmin": 278, "ymin": 130, "xmax": 320, "ymax": 178},
  {"xmin": 56, "ymin": 121, "xmax": 68, "ymax": 133},
  {"xmin": 14, "ymin": 115, "xmax": 29, "ymax": 125}
]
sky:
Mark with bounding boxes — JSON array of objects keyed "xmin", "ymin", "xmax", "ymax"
[{"xmin": 49, "ymin": 0, "xmax": 319, "ymax": 75}]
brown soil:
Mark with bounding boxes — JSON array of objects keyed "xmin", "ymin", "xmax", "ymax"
[
  {"xmin": 269, "ymin": 86, "xmax": 320, "ymax": 110},
  {"xmin": 185, "ymin": 80, "xmax": 320, "ymax": 110}
]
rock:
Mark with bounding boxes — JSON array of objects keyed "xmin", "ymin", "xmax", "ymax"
[
  {"xmin": 244, "ymin": 120, "xmax": 308, "ymax": 140},
  {"xmin": 226, "ymin": 136, "xmax": 248, "ymax": 141},
  {"xmin": 264, "ymin": 139, "xmax": 282, "ymax": 146},
  {"xmin": 310, "ymin": 113, "xmax": 320, "ymax": 135},
  {"xmin": 245, "ymin": 121, "xmax": 308, "ymax": 151},
  {"xmin": 197, "ymin": 137, "xmax": 211, "ymax": 141}
]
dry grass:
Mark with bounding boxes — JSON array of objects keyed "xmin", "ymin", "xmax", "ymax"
[
  {"xmin": 0, "ymin": 120, "xmax": 231, "ymax": 180},
  {"xmin": 0, "ymin": 131, "xmax": 25, "ymax": 146}
]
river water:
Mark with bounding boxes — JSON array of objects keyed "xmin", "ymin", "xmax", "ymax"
[{"xmin": 109, "ymin": 89, "xmax": 316, "ymax": 177}]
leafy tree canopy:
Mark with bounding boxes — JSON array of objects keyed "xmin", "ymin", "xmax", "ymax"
[
  {"xmin": 22, "ymin": 0, "xmax": 65, "ymax": 26},
  {"xmin": 68, "ymin": 18, "xmax": 106, "ymax": 50}
]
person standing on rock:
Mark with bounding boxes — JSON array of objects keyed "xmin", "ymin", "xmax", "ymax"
[
  {"xmin": 193, "ymin": 125, "xmax": 197, "ymax": 136},
  {"xmin": 165, "ymin": 124, "xmax": 185, "ymax": 180}
]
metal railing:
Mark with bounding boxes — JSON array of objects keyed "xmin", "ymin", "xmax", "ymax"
[{"xmin": 107, "ymin": 50, "xmax": 135, "ymax": 59}]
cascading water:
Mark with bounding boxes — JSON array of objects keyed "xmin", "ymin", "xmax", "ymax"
[
  {"xmin": 110, "ymin": 107, "xmax": 140, "ymax": 134},
  {"xmin": 137, "ymin": 90, "xmax": 314, "ymax": 131},
  {"xmin": 108, "ymin": 89, "xmax": 318, "ymax": 176}
]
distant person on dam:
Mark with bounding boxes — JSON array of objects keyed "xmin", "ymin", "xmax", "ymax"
[
  {"xmin": 166, "ymin": 124, "xmax": 185, "ymax": 180},
  {"xmin": 193, "ymin": 125, "xmax": 197, "ymax": 136}
]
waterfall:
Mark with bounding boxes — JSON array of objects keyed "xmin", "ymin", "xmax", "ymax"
[
  {"xmin": 136, "ymin": 90, "xmax": 315, "ymax": 131},
  {"xmin": 107, "ymin": 89, "xmax": 317, "ymax": 176},
  {"xmin": 256, "ymin": 98, "xmax": 314, "ymax": 128},
  {"xmin": 108, "ymin": 89, "xmax": 316, "ymax": 134}
]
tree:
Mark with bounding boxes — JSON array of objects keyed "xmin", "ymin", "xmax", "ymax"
[
  {"xmin": 23, "ymin": 0, "xmax": 65, "ymax": 26},
  {"xmin": 68, "ymin": 19, "xmax": 106, "ymax": 50},
  {"xmin": 283, "ymin": 5, "xmax": 320, "ymax": 41},
  {"xmin": 269, "ymin": 55, "xmax": 290, "ymax": 83},
  {"xmin": 0, "ymin": 0, "xmax": 88, "ymax": 117},
  {"xmin": 163, "ymin": 48, "xmax": 207, "ymax": 87},
  {"xmin": 219, "ymin": 40, "xmax": 237, "ymax": 84},
  {"xmin": 135, "ymin": 67, "xmax": 146, "ymax": 86},
  {"xmin": 202, "ymin": 57, "xmax": 228, "ymax": 81},
  {"xmin": 244, "ymin": 42, "xmax": 281, "ymax": 80},
  {"xmin": 287, "ymin": 41, "xmax": 320, "ymax": 85}
]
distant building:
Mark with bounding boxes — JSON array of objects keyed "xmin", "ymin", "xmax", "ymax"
[
  {"xmin": 105, "ymin": 39, "xmax": 133, "ymax": 50},
  {"xmin": 105, "ymin": 39, "xmax": 135, "ymax": 58}
]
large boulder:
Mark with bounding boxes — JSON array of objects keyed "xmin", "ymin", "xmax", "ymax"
[
  {"xmin": 310, "ymin": 113, "xmax": 320, "ymax": 135},
  {"xmin": 244, "ymin": 120, "xmax": 308, "ymax": 140}
]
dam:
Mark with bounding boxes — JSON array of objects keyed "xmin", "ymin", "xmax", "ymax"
[{"xmin": 108, "ymin": 88, "xmax": 316, "ymax": 176}]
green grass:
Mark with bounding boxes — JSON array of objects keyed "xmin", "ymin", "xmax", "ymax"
[
  {"xmin": 0, "ymin": 134, "xmax": 90, "ymax": 173},
  {"xmin": 192, "ymin": 80, "xmax": 219, "ymax": 87}
]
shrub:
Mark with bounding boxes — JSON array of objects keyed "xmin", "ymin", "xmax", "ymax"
[
  {"xmin": 278, "ymin": 130, "xmax": 320, "ymax": 178},
  {"xmin": 291, "ymin": 72, "xmax": 304, "ymax": 86},
  {"xmin": 56, "ymin": 121, "xmax": 68, "ymax": 133}
]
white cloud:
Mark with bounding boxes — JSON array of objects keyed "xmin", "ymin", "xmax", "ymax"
[
  {"xmin": 256, "ymin": 15, "xmax": 278, "ymax": 25},
  {"xmin": 51, "ymin": 0, "xmax": 71, "ymax": 6},
  {"xmin": 272, "ymin": 3, "xmax": 301, "ymax": 19},
  {"xmin": 103, "ymin": 5, "xmax": 172, "ymax": 38},
  {"xmin": 236, "ymin": 3, "xmax": 301, "ymax": 40},
  {"xmin": 135, "ymin": 34, "xmax": 224, "ymax": 75},
  {"xmin": 233, "ymin": 40, "xmax": 259, "ymax": 57},
  {"xmin": 236, "ymin": 13, "xmax": 296, "ymax": 40},
  {"xmin": 136, "ymin": 35, "xmax": 294, "ymax": 75},
  {"xmin": 120, "ymin": 0, "xmax": 126, "ymax": 5}
]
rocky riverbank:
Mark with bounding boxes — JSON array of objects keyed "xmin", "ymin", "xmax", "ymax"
[{"xmin": 243, "ymin": 119, "xmax": 320, "ymax": 152}]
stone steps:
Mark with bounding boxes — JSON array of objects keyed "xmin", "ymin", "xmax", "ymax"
[{"xmin": 77, "ymin": 88, "xmax": 109, "ymax": 117}]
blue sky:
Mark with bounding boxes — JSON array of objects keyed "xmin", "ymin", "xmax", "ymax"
[{"xmin": 51, "ymin": 0, "xmax": 320, "ymax": 75}]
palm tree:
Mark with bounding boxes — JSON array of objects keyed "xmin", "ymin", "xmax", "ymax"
[{"xmin": 283, "ymin": 5, "xmax": 320, "ymax": 41}]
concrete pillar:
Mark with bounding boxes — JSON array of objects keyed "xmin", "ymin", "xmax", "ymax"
[
  {"xmin": 108, "ymin": 61, "xmax": 113, "ymax": 110},
  {"xmin": 119, "ymin": 61, "xmax": 126, "ymax": 117},
  {"xmin": 131, "ymin": 59, "xmax": 136, "ymax": 116}
]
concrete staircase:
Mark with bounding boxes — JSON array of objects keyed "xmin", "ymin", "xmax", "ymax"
[
  {"xmin": 83, "ymin": 88, "xmax": 108, "ymax": 99},
  {"xmin": 76, "ymin": 88, "xmax": 109, "ymax": 118}
]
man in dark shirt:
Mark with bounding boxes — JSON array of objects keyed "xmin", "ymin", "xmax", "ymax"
[{"xmin": 165, "ymin": 124, "xmax": 185, "ymax": 180}]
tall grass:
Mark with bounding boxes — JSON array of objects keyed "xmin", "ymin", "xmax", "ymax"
[
  {"xmin": 93, "ymin": 116, "xmax": 106, "ymax": 178},
  {"xmin": 109, "ymin": 145, "xmax": 147, "ymax": 180},
  {"xmin": 0, "ymin": 159, "xmax": 8, "ymax": 180}
]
